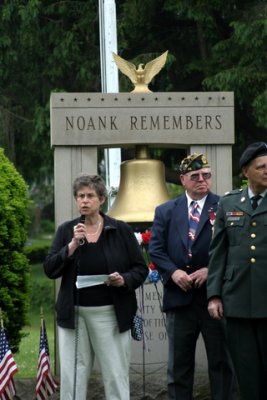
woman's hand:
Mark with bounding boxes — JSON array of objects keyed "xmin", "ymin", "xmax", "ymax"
[
  {"xmin": 73, "ymin": 222, "xmax": 86, "ymax": 244},
  {"xmin": 68, "ymin": 223, "xmax": 86, "ymax": 256},
  {"xmin": 106, "ymin": 272, "xmax": 125, "ymax": 287}
]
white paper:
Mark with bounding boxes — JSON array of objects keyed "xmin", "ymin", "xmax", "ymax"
[{"xmin": 76, "ymin": 274, "xmax": 109, "ymax": 289}]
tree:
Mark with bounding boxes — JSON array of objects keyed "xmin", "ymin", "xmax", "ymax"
[
  {"xmin": 0, "ymin": 0, "xmax": 266, "ymax": 186},
  {"xmin": 203, "ymin": 2, "xmax": 267, "ymax": 143},
  {"xmin": 118, "ymin": 0, "xmax": 267, "ymax": 177},
  {"xmin": 0, "ymin": 147, "xmax": 30, "ymax": 352},
  {"xmin": 0, "ymin": 0, "xmax": 102, "ymax": 227},
  {"xmin": 0, "ymin": 0, "xmax": 101, "ymax": 185}
]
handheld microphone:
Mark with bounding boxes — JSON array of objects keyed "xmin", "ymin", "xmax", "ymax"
[{"xmin": 79, "ymin": 215, "xmax": 85, "ymax": 246}]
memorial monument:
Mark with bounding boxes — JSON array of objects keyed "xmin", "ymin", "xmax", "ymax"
[{"xmin": 50, "ymin": 50, "xmax": 234, "ymax": 397}]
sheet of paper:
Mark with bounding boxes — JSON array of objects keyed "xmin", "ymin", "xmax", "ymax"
[{"xmin": 76, "ymin": 274, "xmax": 109, "ymax": 289}]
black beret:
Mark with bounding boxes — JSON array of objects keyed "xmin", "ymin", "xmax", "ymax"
[
  {"xmin": 179, "ymin": 153, "xmax": 210, "ymax": 174},
  {"xmin": 239, "ymin": 142, "xmax": 267, "ymax": 168}
]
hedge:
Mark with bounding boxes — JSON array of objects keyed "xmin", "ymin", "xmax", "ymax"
[{"xmin": 0, "ymin": 147, "xmax": 30, "ymax": 352}]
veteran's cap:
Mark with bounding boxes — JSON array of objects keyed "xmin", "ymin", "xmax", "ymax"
[
  {"xmin": 239, "ymin": 142, "xmax": 267, "ymax": 168},
  {"xmin": 179, "ymin": 153, "xmax": 210, "ymax": 174}
]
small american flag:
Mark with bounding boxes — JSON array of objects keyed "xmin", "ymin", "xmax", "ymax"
[
  {"xmin": 35, "ymin": 319, "xmax": 57, "ymax": 400},
  {"xmin": 0, "ymin": 327, "xmax": 18, "ymax": 400}
]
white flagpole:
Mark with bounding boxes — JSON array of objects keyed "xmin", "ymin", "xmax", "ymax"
[{"xmin": 99, "ymin": 0, "xmax": 121, "ymax": 207}]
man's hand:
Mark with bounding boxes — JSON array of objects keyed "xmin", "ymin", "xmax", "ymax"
[
  {"xmin": 208, "ymin": 297, "xmax": 224, "ymax": 320},
  {"xmin": 171, "ymin": 270, "xmax": 193, "ymax": 292},
  {"xmin": 189, "ymin": 267, "xmax": 208, "ymax": 288}
]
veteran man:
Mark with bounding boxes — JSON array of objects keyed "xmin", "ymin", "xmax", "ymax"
[
  {"xmin": 207, "ymin": 141, "xmax": 267, "ymax": 400},
  {"xmin": 149, "ymin": 153, "xmax": 236, "ymax": 400}
]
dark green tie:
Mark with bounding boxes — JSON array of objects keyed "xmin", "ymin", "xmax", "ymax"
[{"xmin": 251, "ymin": 194, "xmax": 261, "ymax": 210}]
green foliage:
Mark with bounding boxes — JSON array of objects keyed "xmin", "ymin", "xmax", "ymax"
[
  {"xmin": 30, "ymin": 280, "xmax": 54, "ymax": 312},
  {"xmin": 0, "ymin": 0, "xmax": 266, "ymax": 186},
  {"xmin": 40, "ymin": 218, "xmax": 55, "ymax": 234},
  {"xmin": 0, "ymin": 147, "xmax": 31, "ymax": 352},
  {"xmin": 119, "ymin": 0, "xmax": 267, "ymax": 175},
  {"xmin": 16, "ymin": 260, "xmax": 55, "ymax": 377},
  {"xmin": 252, "ymin": 90, "xmax": 267, "ymax": 129},
  {"xmin": 29, "ymin": 261, "xmax": 55, "ymax": 314},
  {"xmin": 167, "ymin": 183, "xmax": 184, "ymax": 199},
  {"xmin": 0, "ymin": 0, "xmax": 100, "ymax": 185},
  {"xmin": 202, "ymin": 3, "xmax": 267, "ymax": 132},
  {"xmin": 24, "ymin": 242, "xmax": 50, "ymax": 264}
]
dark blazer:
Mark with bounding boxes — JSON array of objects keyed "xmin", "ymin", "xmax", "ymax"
[
  {"xmin": 149, "ymin": 192, "xmax": 219, "ymax": 311},
  {"xmin": 207, "ymin": 187, "xmax": 267, "ymax": 318},
  {"xmin": 44, "ymin": 213, "xmax": 148, "ymax": 332}
]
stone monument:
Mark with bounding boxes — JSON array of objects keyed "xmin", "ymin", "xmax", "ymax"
[{"xmin": 50, "ymin": 52, "xmax": 234, "ymax": 396}]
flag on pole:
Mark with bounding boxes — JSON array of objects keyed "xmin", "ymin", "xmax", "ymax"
[
  {"xmin": 0, "ymin": 326, "xmax": 18, "ymax": 400},
  {"xmin": 35, "ymin": 317, "xmax": 57, "ymax": 400}
]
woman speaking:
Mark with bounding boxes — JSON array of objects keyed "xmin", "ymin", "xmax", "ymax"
[{"xmin": 44, "ymin": 174, "xmax": 148, "ymax": 400}]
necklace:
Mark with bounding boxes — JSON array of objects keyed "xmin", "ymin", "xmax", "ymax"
[{"xmin": 86, "ymin": 218, "xmax": 102, "ymax": 236}]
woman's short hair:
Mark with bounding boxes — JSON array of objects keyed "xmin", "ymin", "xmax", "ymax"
[{"xmin": 73, "ymin": 174, "xmax": 107, "ymax": 199}]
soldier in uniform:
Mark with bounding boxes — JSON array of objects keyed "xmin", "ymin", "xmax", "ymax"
[{"xmin": 207, "ymin": 142, "xmax": 267, "ymax": 400}]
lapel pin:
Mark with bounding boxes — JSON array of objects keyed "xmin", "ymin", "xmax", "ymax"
[{"xmin": 241, "ymin": 197, "xmax": 246, "ymax": 203}]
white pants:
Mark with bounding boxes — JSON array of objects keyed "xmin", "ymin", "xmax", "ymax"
[{"xmin": 58, "ymin": 305, "xmax": 131, "ymax": 400}]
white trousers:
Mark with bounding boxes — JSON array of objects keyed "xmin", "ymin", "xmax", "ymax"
[{"xmin": 58, "ymin": 305, "xmax": 131, "ymax": 400}]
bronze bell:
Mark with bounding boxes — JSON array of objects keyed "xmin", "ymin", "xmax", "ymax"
[
  {"xmin": 107, "ymin": 146, "xmax": 170, "ymax": 223},
  {"xmin": 108, "ymin": 52, "xmax": 170, "ymax": 223}
]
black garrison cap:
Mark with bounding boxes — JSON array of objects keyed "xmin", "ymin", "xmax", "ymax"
[{"xmin": 239, "ymin": 142, "xmax": 267, "ymax": 168}]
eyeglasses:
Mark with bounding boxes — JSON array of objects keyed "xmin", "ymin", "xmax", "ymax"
[
  {"xmin": 185, "ymin": 172, "xmax": 212, "ymax": 181},
  {"xmin": 76, "ymin": 193, "xmax": 98, "ymax": 200}
]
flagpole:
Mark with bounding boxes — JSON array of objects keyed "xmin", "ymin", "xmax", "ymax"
[
  {"xmin": 0, "ymin": 307, "xmax": 3, "ymax": 328},
  {"xmin": 99, "ymin": 0, "xmax": 121, "ymax": 207},
  {"xmin": 40, "ymin": 306, "xmax": 44, "ymax": 330}
]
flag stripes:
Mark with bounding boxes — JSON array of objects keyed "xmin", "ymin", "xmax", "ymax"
[
  {"xmin": 35, "ymin": 320, "xmax": 57, "ymax": 400},
  {"xmin": 0, "ymin": 327, "xmax": 18, "ymax": 400}
]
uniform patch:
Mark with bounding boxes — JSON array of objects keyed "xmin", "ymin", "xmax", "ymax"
[{"xmin": 226, "ymin": 212, "xmax": 244, "ymax": 216}]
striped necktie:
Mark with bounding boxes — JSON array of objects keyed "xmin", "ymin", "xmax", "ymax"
[{"xmin": 188, "ymin": 201, "xmax": 200, "ymax": 258}]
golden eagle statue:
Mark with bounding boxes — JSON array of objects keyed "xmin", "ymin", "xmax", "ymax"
[{"xmin": 112, "ymin": 51, "xmax": 168, "ymax": 93}]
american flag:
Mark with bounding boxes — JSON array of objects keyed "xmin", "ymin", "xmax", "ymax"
[
  {"xmin": 35, "ymin": 320, "xmax": 57, "ymax": 400},
  {"xmin": 0, "ymin": 327, "xmax": 18, "ymax": 400}
]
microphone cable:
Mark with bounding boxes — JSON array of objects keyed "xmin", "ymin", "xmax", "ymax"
[{"xmin": 73, "ymin": 214, "xmax": 85, "ymax": 400}]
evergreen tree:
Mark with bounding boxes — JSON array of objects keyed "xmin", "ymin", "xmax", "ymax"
[
  {"xmin": 0, "ymin": 147, "xmax": 30, "ymax": 352},
  {"xmin": 0, "ymin": 0, "xmax": 266, "ymax": 183}
]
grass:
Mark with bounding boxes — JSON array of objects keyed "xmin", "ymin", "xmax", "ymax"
[
  {"xmin": 15, "ymin": 253, "xmax": 56, "ymax": 378},
  {"xmin": 15, "ymin": 311, "xmax": 55, "ymax": 378}
]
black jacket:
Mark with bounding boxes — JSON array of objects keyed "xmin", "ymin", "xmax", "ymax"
[
  {"xmin": 149, "ymin": 192, "xmax": 219, "ymax": 311},
  {"xmin": 44, "ymin": 213, "xmax": 148, "ymax": 332}
]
